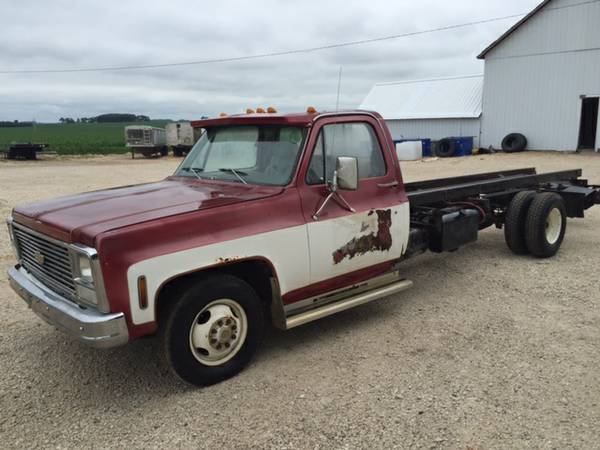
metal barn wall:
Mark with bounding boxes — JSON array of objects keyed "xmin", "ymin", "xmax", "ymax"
[
  {"xmin": 481, "ymin": 0, "xmax": 600, "ymax": 151},
  {"xmin": 386, "ymin": 118, "xmax": 481, "ymax": 147}
]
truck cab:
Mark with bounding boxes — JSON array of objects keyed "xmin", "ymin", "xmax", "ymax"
[{"xmin": 8, "ymin": 110, "xmax": 412, "ymax": 385}]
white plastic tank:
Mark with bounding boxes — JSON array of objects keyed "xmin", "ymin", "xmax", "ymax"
[{"xmin": 395, "ymin": 141, "xmax": 423, "ymax": 161}]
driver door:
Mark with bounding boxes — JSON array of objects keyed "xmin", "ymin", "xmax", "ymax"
[{"xmin": 297, "ymin": 116, "xmax": 409, "ymax": 291}]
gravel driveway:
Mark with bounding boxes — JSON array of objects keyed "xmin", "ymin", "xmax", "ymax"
[{"xmin": 1, "ymin": 152, "xmax": 599, "ymax": 449}]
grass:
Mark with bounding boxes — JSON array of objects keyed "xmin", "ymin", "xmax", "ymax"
[{"xmin": 0, "ymin": 121, "xmax": 169, "ymax": 155}]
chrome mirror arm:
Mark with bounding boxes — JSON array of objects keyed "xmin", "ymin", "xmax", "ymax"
[{"xmin": 312, "ymin": 171, "xmax": 356, "ymax": 220}]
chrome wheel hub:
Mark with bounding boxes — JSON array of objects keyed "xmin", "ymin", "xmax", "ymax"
[{"xmin": 189, "ymin": 299, "xmax": 247, "ymax": 366}]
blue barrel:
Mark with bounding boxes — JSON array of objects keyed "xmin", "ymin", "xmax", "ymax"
[
  {"xmin": 453, "ymin": 137, "xmax": 474, "ymax": 156},
  {"xmin": 421, "ymin": 139, "xmax": 432, "ymax": 157}
]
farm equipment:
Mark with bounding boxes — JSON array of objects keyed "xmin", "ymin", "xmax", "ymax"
[
  {"xmin": 1, "ymin": 143, "xmax": 55, "ymax": 160},
  {"xmin": 166, "ymin": 122, "xmax": 202, "ymax": 157},
  {"xmin": 124, "ymin": 126, "xmax": 167, "ymax": 159}
]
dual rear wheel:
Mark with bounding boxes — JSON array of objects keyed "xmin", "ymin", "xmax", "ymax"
[{"xmin": 504, "ymin": 191, "xmax": 567, "ymax": 258}]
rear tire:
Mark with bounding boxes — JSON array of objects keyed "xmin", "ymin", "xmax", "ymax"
[
  {"xmin": 504, "ymin": 190, "xmax": 536, "ymax": 254},
  {"xmin": 161, "ymin": 274, "xmax": 264, "ymax": 386},
  {"xmin": 525, "ymin": 193, "xmax": 567, "ymax": 258}
]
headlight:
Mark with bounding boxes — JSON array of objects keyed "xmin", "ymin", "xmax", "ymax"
[
  {"xmin": 72, "ymin": 250, "xmax": 98, "ymax": 306},
  {"xmin": 77, "ymin": 254, "xmax": 94, "ymax": 284}
]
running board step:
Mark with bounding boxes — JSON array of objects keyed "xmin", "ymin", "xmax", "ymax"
[{"xmin": 285, "ymin": 279, "xmax": 413, "ymax": 329}]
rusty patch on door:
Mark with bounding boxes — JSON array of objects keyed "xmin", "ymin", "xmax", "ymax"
[{"xmin": 332, "ymin": 209, "xmax": 392, "ymax": 264}]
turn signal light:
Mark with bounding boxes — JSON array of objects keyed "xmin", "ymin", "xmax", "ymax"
[
  {"xmin": 138, "ymin": 276, "xmax": 148, "ymax": 310},
  {"xmin": 307, "ymin": 106, "xmax": 317, "ymax": 114}
]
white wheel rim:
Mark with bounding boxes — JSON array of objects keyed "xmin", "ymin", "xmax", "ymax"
[
  {"xmin": 545, "ymin": 207, "xmax": 563, "ymax": 245},
  {"xmin": 189, "ymin": 299, "xmax": 248, "ymax": 366}
]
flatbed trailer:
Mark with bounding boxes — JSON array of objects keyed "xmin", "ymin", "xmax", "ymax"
[
  {"xmin": 405, "ymin": 168, "xmax": 600, "ymax": 257},
  {"xmin": 2, "ymin": 143, "xmax": 55, "ymax": 160}
]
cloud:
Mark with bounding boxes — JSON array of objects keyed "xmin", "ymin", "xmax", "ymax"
[{"xmin": 0, "ymin": 0, "xmax": 540, "ymax": 121}]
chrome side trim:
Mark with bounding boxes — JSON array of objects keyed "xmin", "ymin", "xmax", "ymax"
[
  {"xmin": 285, "ymin": 279, "xmax": 413, "ymax": 329},
  {"xmin": 313, "ymin": 110, "xmax": 381, "ymax": 123},
  {"xmin": 8, "ymin": 265, "xmax": 128, "ymax": 348},
  {"xmin": 284, "ymin": 271, "xmax": 402, "ymax": 316}
]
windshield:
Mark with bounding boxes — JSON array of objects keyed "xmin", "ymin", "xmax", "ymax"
[{"xmin": 175, "ymin": 125, "xmax": 307, "ymax": 186}]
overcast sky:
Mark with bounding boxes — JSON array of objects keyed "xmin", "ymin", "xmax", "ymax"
[{"xmin": 0, "ymin": 0, "xmax": 540, "ymax": 122}]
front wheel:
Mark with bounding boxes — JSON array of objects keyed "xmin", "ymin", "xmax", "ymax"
[{"xmin": 162, "ymin": 274, "xmax": 264, "ymax": 386}]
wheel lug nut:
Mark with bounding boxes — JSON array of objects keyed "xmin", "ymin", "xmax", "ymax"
[
  {"xmin": 232, "ymin": 334, "xmax": 236, "ymax": 340},
  {"xmin": 217, "ymin": 320, "xmax": 223, "ymax": 326},
  {"xmin": 210, "ymin": 329, "xmax": 217, "ymax": 334},
  {"xmin": 232, "ymin": 325, "xmax": 237, "ymax": 331},
  {"xmin": 225, "ymin": 343, "xmax": 230, "ymax": 348}
]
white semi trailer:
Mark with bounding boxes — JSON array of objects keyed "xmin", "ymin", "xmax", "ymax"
[
  {"xmin": 166, "ymin": 122, "xmax": 201, "ymax": 157},
  {"xmin": 125, "ymin": 126, "xmax": 167, "ymax": 159}
]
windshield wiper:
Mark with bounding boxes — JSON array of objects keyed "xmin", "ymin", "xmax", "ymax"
[
  {"xmin": 218, "ymin": 168, "xmax": 248, "ymax": 184},
  {"xmin": 181, "ymin": 167, "xmax": 204, "ymax": 180}
]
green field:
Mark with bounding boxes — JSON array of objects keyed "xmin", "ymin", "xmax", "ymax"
[{"xmin": 0, "ymin": 121, "xmax": 169, "ymax": 155}]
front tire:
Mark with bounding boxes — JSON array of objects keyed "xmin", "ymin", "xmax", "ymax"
[
  {"xmin": 162, "ymin": 274, "xmax": 264, "ymax": 386},
  {"xmin": 525, "ymin": 193, "xmax": 567, "ymax": 258}
]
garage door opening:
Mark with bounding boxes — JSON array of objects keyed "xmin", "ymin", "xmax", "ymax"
[{"xmin": 578, "ymin": 97, "xmax": 599, "ymax": 150}]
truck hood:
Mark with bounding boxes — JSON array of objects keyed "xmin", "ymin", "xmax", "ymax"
[{"xmin": 12, "ymin": 177, "xmax": 282, "ymax": 246}]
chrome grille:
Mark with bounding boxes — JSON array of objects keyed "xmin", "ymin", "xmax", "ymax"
[{"xmin": 12, "ymin": 225, "xmax": 76, "ymax": 299}]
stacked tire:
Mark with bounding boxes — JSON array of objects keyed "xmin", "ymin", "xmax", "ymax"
[{"xmin": 504, "ymin": 191, "xmax": 567, "ymax": 258}]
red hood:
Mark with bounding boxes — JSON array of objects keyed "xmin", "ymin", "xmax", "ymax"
[{"xmin": 12, "ymin": 177, "xmax": 282, "ymax": 246}]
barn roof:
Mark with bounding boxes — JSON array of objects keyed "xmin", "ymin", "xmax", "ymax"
[
  {"xmin": 477, "ymin": 0, "xmax": 552, "ymax": 59},
  {"xmin": 359, "ymin": 75, "xmax": 483, "ymax": 120}
]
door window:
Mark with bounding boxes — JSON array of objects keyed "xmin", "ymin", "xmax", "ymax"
[{"xmin": 306, "ymin": 122, "xmax": 386, "ymax": 185}]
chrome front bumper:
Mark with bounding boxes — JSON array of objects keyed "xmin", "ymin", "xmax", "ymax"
[{"xmin": 8, "ymin": 265, "xmax": 129, "ymax": 348}]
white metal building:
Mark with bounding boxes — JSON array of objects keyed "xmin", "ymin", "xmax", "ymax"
[
  {"xmin": 479, "ymin": 0, "xmax": 600, "ymax": 151},
  {"xmin": 360, "ymin": 75, "xmax": 483, "ymax": 147}
]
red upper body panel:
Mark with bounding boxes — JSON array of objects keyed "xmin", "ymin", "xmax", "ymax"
[{"xmin": 13, "ymin": 178, "xmax": 282, "ymax": 246}]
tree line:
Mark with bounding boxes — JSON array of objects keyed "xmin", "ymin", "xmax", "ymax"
[
  {"xmin": 0, "ymin": 120, "xmax": 35, "ymax": 128},
  {"xmin": 0, "ymin": 114, "xmax": 152, "ymax": 127},
  {"xmin": 59, "ymin": 114, "xmax": 151, "ymax": 124}
]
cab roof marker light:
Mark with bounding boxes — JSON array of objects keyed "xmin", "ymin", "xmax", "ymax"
[
  {"xmin": 219, "ymin": 112, "xmax": 228, "ymax": 117},
  {"xmin": 307, "ymin": 106, "xmax": 317, "ymax": 114},
  {"xmin": 256, "ymin": 107, "xmax": 266, "ymax": 114},
  {"xmin": 246, "ymin": 108, "xmax": 255, "ymax": 114},
  {"xmin": 267, "ymin": 106, "xmax": 277, "ymax": 113}
]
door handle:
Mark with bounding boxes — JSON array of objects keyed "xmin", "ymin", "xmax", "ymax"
[{"xmin": 377, "ymin": 181, "xmax": 399, "ymax": 188}]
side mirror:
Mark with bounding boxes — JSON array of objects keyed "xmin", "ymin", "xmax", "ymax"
[{"xmin": 336, "ymin": 156, "xmax": 358, "ymax": 190}]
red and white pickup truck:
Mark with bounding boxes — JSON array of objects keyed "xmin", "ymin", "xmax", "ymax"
[{"xmin": 6, "ymin": 109, "xmax": 600, "ymax": 385}]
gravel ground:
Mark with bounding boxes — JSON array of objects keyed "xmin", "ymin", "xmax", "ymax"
[{"xmin": 1, "ymin": 152, "xmax": 599, "ymax": 449}]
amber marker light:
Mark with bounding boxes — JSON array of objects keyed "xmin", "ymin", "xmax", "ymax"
[
  {"xmin": 246, "ymin": 108, "xmax": 255, "ymax": 114},
  {"xmin": 219, "ymin": 112, "xmax": 228, "ymax": 117},
  {"xmin": 138, "ymin": 276, "xmax": 148, "ymax": 310},
  {"xmin": 267, "ymin": 106, "xmax": 277, "ymax": 113},
  {"xmin": 306, "ymin": 106, "xmax": 317, "ymax": 114},
  {"xmin": 256, "ymin": 107, "xmax": 266, "ymax": 113}
]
